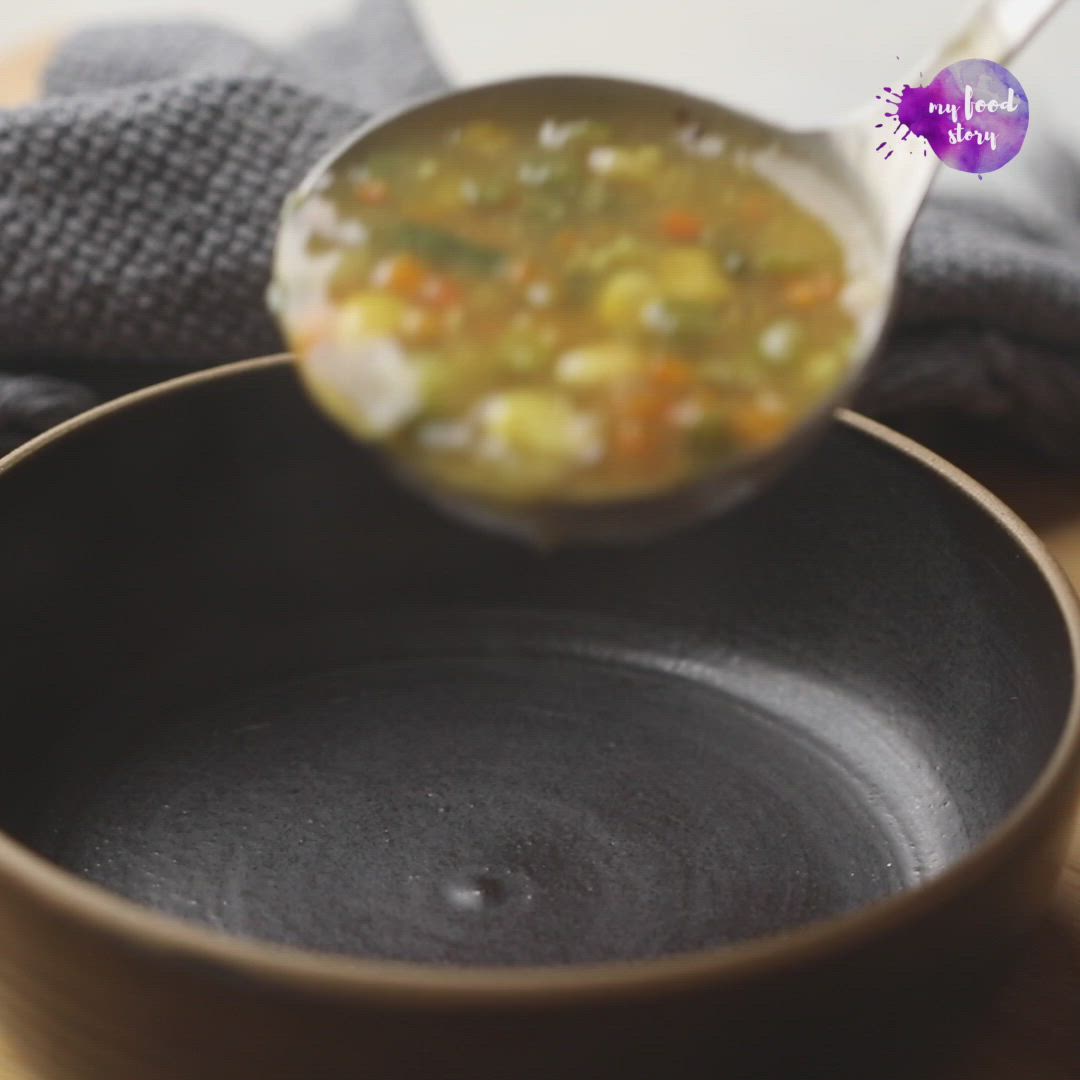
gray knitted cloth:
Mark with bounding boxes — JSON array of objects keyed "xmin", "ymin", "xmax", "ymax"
[{"xmin": 1, "ymin": 0, "xmax": 1078, "ymax": 458}]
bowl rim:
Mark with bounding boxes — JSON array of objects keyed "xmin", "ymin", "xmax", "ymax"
[{"xmin": 1, "ymin": 353, "xmax": 1077, "ymax": 1006}]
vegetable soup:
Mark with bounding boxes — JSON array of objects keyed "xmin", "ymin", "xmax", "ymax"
[{"xmin": 273, "ymin": 114, "xmax": 856, "ymax": 503}]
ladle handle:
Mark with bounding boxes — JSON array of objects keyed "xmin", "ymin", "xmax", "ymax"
[
  {"xmin": 930, "ymin": 0, "xmax": 1066, "ymax": 70},
  {"xmin": 836, "ymin": 0, "xmax": 1065, "ymax": 249}
]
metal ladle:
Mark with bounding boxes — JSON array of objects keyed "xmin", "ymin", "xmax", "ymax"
[{"xmin": 273, "ymin": 0, "xmax": 1061, "ymax": 545}]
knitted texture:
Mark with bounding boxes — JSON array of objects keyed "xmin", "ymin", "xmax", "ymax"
[
  {"xmin": 0, "ymin": 76, "xmax": 357, "ymax": 365},
  {"xmin": 0, "ymin": 0, "xmax": 1077, "ymax": 458},
  {"xmin": 866, "ymin": 142, "xmax": 1080, "ymax": 457}
]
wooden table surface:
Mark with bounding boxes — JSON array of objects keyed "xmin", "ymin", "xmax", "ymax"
[
  {"xmin": 1, "ymin": 36, "xmax": 1078, "ymax": 1079},
  {"xmin": 917, "ymin": 456, "xmax": 1080, "ymax": 1080}
]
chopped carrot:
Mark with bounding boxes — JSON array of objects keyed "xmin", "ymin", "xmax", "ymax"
[
  {"xmin": 740, "ymin": 191, "xmax": 772, "ymax": 225},
  {"xmin": 729, "ymin": 398, "xmax": 792, "ymax": 447},
  {"xmin": 371, "ymin": 253, "xmax": 429, "ymax": 298},
  {"xmin": 783, "ymin": 272, "xmax": 839, "ymax": 308},
  {"xmin": 288, "ymin": 309, "xmax": 332, "ymax": 356},
  {"xmin": 505, "ymin": 258, "xmax": 536, "ymax": 285},
  {"xmin": 610, "ymin": 407, "xmax": 681, "ymax": 466},
  {"xmin": 399, "ymin": 306, "xmax": 442, "ymax": 345},
  {"xmin": 554, "ymin": 230, "xmax": 581, "ymax": 253},
  {"xmin": 420, "ymin": 274, "xmax": 464, "ymax": 308},
  {"xmin": 612, "ymin": 420, "xmax": 657, "ymax": 461},
  {"xmin": 648, "ymin": 356, "xmax": 696, "ymax": 392},
  {"xmin": 619, "ymin": 387, "xmax": 670, "ymax": 424},
  {"xmin": 356, "ymin": 178, "xmax": 390, "ymax": 205},
  {"xmin": 609, "ymin": 383, "xmax": 681, "ymax": 465},
  {"xmin": 660, "ymin": 209, "xmax": 705, "ymax": 242}
]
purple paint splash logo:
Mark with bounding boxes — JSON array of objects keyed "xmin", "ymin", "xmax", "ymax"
[{"xmin": 876, "ymin": 59, "xmax": 1029, "ymax": 174}]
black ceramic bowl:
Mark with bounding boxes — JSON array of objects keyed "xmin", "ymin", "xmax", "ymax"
[{"xmin": 0, "ymin": 356, "xmax": 1077, "ymax": 1080}]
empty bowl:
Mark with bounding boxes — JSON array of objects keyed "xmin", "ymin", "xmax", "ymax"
[{"xmin": 0, "ymin": 355, "xmax": 1076, "ymax": 1079}]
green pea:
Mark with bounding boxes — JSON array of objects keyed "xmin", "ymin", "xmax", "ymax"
[
  {"xmin": 497, "ymin": 327, "xmax": 555, "ymax": 374},
  {"xmin": 521, "ymin": 192, "xmax": 569, "ymax": 226},
  {"xmin": 328, "ymin": 248, "xmax": 375, "ymax": 300},
  {"xmin": 687, "ymin": 413, "xmax": 736, "ymax": 455},
  {"xmin": 641, "ymin": 299, "xmax": 719, "ymax": 346},
  {"xmin": 579, "ymin": 179, "xmax": 619, "ymax": 214}
]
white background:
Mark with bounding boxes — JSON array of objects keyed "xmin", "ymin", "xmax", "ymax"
[{"xmin": 1, "ymin": 0, "xmax": 1077, "ymax": 140}]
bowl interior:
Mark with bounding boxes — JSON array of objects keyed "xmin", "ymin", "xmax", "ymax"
[{"xmin": 0, "ymin": 360, "xmax": 1072, "ymax": 967}]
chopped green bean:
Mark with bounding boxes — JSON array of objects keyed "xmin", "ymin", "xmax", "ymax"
[{"xmin": 389, "ymin": 222, "xmax": 505, "ymax": 275}]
